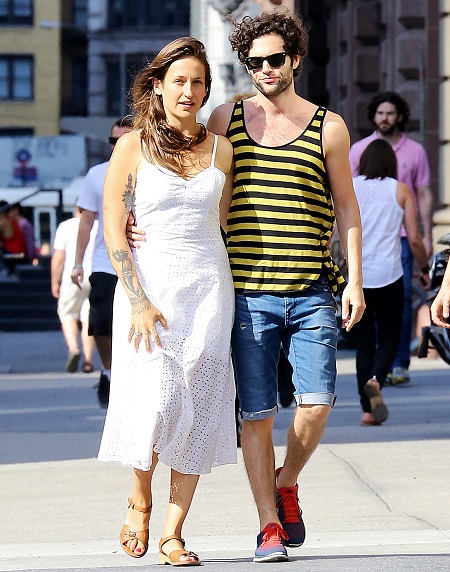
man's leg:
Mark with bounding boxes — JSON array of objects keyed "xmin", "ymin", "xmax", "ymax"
[
  {"xmin": 392, "ymin": 237, "xmax": 413, "ymax": 383},
  {"xmin": 277, "ymin": 284, "xmax": 338, "ymax": 546},
  {"xmin": 240, "ymin": 416, "xmax": 278, "ymax": 527},
  {"xmin": 277, "ymin": 404, "xmax": 330, "ymax": 488},
  {"xmin": 94, "ymin": 334, "xmax": 112, "ymax": 370},
  {"xmin": 61, "ymin": 318, "xmax": 81, "ymax": 373},
  {"xmin": 88, "ymin": 272, "xmax": 117, "ymax": 407},
  {"xmin": 232, "ymin": 293, "xmax": 288, "ymax": 562}
]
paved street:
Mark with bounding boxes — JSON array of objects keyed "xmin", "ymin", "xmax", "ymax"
[{"xmin": 0, "ymin": 330, "xmax": 449, "ymax": 571}]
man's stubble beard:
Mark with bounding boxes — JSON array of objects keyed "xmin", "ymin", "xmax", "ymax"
[
  {"xmin": 376, "ymin": 121, "xmax": 399, "ymax": 137},
  {"xmin": 252, "ymin": 71, "xmax": 293, "ymax": 98}
]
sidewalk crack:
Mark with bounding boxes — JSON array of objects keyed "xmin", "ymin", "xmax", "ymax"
[{"xmin": 327, "ymin": 448, "xmax": 392, "ymax": 512}]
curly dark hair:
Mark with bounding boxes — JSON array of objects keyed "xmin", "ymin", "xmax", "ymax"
[
  {"xmin": 228, "ymin": 10, "xmax": 309, "ymax": 78},
  {"xmin": 367, "ymin": 91, "xmax": 410, "ymax": 132}
]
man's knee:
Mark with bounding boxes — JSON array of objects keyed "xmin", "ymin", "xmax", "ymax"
[
  {"xmin": 241, "ymin": 417, "xmax": 274, "ymax": 437},
  {"xmin": 297, "ymin": 403, "xmax": 330, "ymax": 424}
]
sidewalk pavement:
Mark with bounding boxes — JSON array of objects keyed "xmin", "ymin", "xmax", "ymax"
[
  {"xmin": 0, "ymin": 330, "xmax": 450, "ymax": 570},
  {"xmin": 0, "ymin": 330, "xmax": 102, "ymax": 374}
]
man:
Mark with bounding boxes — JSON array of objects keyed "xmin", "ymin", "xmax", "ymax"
[
  {"xmin": 349, "ymin": 92, "xmax": 433, "ymax": 385},
  {"xmin": 129, "ymin": 11, "xmax": 364, "ymax": 562},
  {"xmin": 51, "ymin": 206, "xmax": 97, "ymax": 373},
  {"xmin": 71, "ymin": 117, "xmax": 132, "ymax": 407}
]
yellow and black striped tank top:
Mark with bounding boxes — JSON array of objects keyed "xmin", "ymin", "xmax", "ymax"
[{"xmin": 226, "ymin": 100, "xmax": 345, "ymax": 294}]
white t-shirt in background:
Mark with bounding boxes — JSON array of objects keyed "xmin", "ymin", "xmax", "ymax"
[
  {"xmin": 53, "ymin": 217, "xmax": 98, "ymax": 284},
  {"xmin": 77, "ymin": 161, "xmax": 114, "ymax": 274}
]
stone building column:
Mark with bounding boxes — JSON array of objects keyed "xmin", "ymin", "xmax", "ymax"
[{"xmin": 432, "ymin": 0, "xmax": 450, "ymax": 245}]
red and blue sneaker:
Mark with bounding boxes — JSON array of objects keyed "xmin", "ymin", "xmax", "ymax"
[
  {"xmin": 253, "ymin": 523, "xmax": 289, "ymax": 563},
  {"xmin": 275, "ymin": 467, "xmax": 306, "ymax": 547}
]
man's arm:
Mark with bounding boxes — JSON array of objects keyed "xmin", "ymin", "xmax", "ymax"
[
  {"xmin": 70, "ymin": 210, "xmax": 96, "ymax": 288},
  {"xmin": 416, "ymin": 184, "xmax": 433, "ymax": 257},
  {"xmin": 51, "ymin": 249, "xmax": 65, "ymax": 298},
  {"xmin": 323, "ymin": 113, "xmax": 365, "ymax": 330}
]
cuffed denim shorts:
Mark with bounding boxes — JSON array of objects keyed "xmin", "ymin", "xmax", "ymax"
[{"xmin": 232, "ymin": 276, "xmax": 338, "ymax": 420}]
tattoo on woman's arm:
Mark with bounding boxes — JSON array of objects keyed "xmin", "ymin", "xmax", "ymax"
[
  {"xmin": 122, "ymin": 174, "xmax": 135, "ymax": 217},
  {"xmin": 112, "ymin": 248, "xmax": 150, "ymax": 312}
]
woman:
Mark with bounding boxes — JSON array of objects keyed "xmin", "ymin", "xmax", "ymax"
[
  {"xmin": 98, "ymin": 37, "xmax": 236, "ymax": 566},
  {"xmin": 352, "ymin": 139, "xmax": 429, "ymax": 426}
]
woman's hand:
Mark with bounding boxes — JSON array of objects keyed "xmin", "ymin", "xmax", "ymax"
[
  {"xmin": 126, "ymin": 212, "xmax": 146, "ymax": 249},
  {"xmin": 128, "ymin": 300, "xmax": 168, "ymax": 352}
]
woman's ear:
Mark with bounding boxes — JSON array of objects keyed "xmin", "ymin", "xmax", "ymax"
[{"xmin": 153, "ymin": 78, "xmax": 163, "ymax": 95}]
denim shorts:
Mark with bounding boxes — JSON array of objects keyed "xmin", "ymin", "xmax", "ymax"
[{"xmin": 232, "ymin": 278, "xmax": 338, "ymax": 420}]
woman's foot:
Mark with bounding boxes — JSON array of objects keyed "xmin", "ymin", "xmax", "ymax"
[
  {"xmin": 361, "ymin": 412, "xmax": 382, "ymax": 426},
  {"xmin": 81, "ymin": 361, "xmax": 93, "ymax": 373},
  {"xmin": 120, "ymin": 498, "xmax": 151, "ymax": 558},
  {"xmin": 364, "ymin": 377, "xmax": 389, "ymax": 423},
  {"xmin": 158, "ymin": 536, "xmax": 200, "ymax": 566}
]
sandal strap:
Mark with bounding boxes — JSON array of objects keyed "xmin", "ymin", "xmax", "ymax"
[
  {"xmin": 159, "ymin": 535, "xmax": 185, "ymax": 551},
  {"xmin": 127, "ymin": 497, "xmax": 152, "ymax": 514}
]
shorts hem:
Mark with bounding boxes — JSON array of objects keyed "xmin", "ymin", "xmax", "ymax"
[
  {"xmin": 294, "ymin": 393, "xmax": 337, "ymax": 407},
  {"xmin": 240, "ymin": 405, "xmax": 278, "ymax": 420}
]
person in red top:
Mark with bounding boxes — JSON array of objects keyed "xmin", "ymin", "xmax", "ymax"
[{"xmin": 0, "ymin": 200, "xmax": 27, "ymax": 256}]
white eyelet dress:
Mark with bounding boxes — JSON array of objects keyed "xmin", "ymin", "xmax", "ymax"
[{"xmin": 98, "ymin": 135, "xmax": 237, "ymax": 474}]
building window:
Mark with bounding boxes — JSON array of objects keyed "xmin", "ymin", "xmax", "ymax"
[
  {"xmin": 0, "ymin": 0, "xmax": 33, "ymax": 26},
  {"xmin": 0, "ymin": 56, "xmax": 33, "ymax": 100},
  {"xmin": 0, "ymin": 127, "xmax": 34, "ymax": 136},
  {"xmin": 72, "ymin": 0, "xmax": 87, "ymax": 28},
  {"xmin": 106, "ymin": 53, "xmax": 150, "ymax": 116},
  {"xmin": 108, "ymin": 0, "xmax": 189, "ymax": 29}
]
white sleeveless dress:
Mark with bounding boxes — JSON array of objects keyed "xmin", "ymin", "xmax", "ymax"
[{"xmin": 98, "ymin": 135, "xmax": 237, "ymax": 474}]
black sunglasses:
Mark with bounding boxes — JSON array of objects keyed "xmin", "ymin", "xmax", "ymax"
[
  {"xmin": 108, "ymin": 136, "xmax": 119, "ymax": 145},
  {"xmin": 244, "ymin": 52, "xmax": 287, "ymax": 72}
]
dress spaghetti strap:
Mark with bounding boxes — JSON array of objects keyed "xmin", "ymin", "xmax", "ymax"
[{"xmin": 210, "ymin": 134, "xmax": 218, "ymax": 168}]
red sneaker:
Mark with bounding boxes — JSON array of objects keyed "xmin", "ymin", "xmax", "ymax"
[
  {"xmin": 275, "ymin": 467, "xmax": 306, "ymax": 547},
  {"xmin": 254, "ymin": 523, "xmax": 289, "ymax": 563}
]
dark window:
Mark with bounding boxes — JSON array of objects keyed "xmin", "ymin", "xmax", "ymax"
[
  {"xmin": 0, "ymin": 0, "xmax": 33, "ymax": 26},
  {"xmin": 72, "ymin": 0, "xmax": 87, "ymax": 28},
  {"xmin": 0, "ymin": 55, "xmax": 33, "ymax": 100},
  {"xmin": 0, "ymin": 127, "xmax": 34, "ymax": 136},
  {"xmin": 72, "ymin": 56, "xmax": 87, "ymax": 113},
  {"xmin": 108, "ymin": 0, "xmax": 189, "ymax": 29},
  {"xmin": 106, "ymin": 53, "xmax": 150, "ymax": 116}
]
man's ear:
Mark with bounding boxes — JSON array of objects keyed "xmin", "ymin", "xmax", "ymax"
[{"xmin": 292, "ymin": 55, "xmax": 301, "ymax": 70}]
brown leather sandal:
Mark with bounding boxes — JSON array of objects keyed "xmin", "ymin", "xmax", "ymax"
[
  {"xmin": 158, "ymin": 535, "xmax": 200, "ymax": 566},
  {"xmin": 120, "ymin": 497, "xmax": 152, "ymax": 558}
]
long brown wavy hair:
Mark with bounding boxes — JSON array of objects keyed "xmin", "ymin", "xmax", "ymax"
[{"xmin": 131, "ymin": 37, "xmax": 212, "ymax": 178}]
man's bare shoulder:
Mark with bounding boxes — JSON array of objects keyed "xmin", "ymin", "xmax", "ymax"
[
  {"xmin": 207, "ymin": 102, "xmax": 236, "ymax": 136},
  {"xmin": 323, "ymin": 111, "xmax": 350, "ymax": 148},
  {"xmin": 323, "ymin": 110, "xmax": 348, "ymax": 130}
]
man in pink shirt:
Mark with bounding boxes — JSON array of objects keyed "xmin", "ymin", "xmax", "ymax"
[{"xmin": 349, "ymin": 91, "xmax": 433, "ymax": 385}]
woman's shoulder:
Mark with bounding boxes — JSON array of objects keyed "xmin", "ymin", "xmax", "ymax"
[{"xmin": 111, "ymin": 131, "xmax": 143, "ymax": 165}]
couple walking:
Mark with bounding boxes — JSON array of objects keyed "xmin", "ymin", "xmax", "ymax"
[{"xmin": 98, "ymin": 10, "xmax": 364, "ymax": 565}]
